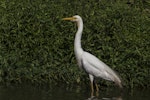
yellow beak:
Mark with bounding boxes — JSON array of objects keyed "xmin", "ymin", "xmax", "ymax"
[{"xmin": 62, "ymin": 17, "xmax": 75, "ymax": 21}]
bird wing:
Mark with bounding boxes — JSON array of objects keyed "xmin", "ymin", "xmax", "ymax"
[{"xmin": 81, "ymin": 51, "xmax": 121, "ymax": 83}]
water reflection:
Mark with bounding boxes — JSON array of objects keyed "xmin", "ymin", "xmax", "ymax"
[
  {"xmin": 0, "ymin": 84, "xmax": 150, "ymax": 100},
  {"xmin": 87, "ymin": 96, "xmax": 122, "ymax": 100},
  {"xmin": 86, "ymin": 87, "xmax": 123, "ymax": 100}
]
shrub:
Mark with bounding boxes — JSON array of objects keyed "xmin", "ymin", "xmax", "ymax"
[{"xmin": 0, "ymin": 0, "xmax": 149, "ymax": 88}]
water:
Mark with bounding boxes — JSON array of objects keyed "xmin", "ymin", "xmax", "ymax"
[{"xmin": 0, "ymin": 84, "xmax": 149, "ymax": 100}]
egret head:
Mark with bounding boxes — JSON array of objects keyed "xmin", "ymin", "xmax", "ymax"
[{"xmin": 62, "ymin": 15, "xmax": 81, "ymax": 22}]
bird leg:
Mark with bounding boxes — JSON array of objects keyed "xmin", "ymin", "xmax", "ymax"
[
  {"xmin": 95, "ymin": 83, "xmax": 99, "ymax": 97},
  {"xmin": 90, "ymin": 82, "xmax": 94, "ymax": 97},
  {"xmin": 89, "ymin": 75, "xmax": 94, "ymax": 97},
  {"xmin": 95, "ymin": 83, "xmax": 99, "ymax": 92}
]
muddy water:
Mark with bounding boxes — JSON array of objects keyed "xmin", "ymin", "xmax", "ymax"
[{"xmin": 0, "ymin": 84, "xmax": 149, "ymax": 100}]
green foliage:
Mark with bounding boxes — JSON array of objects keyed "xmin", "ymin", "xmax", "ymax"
[{"xmin": 0, "ymin": 0, "xmax": 149, "ymax": 88}]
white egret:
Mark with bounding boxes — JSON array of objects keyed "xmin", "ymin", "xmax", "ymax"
[{"xmin": 62, "ymin": 15, "xmax": 122, "ymax": 96}]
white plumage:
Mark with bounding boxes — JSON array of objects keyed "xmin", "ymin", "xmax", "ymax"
[{"xmin": 63, "ymin": 15, "xmax": 122, "ymax": 96}]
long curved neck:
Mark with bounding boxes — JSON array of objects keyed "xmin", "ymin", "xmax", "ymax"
[
  {"xmin": 74, "ymin": 20, "xmax": 83, "ymax": 53},
  {"xmin": 74, "ymin": 17, "xmax": 84, "ymax": 69}
]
